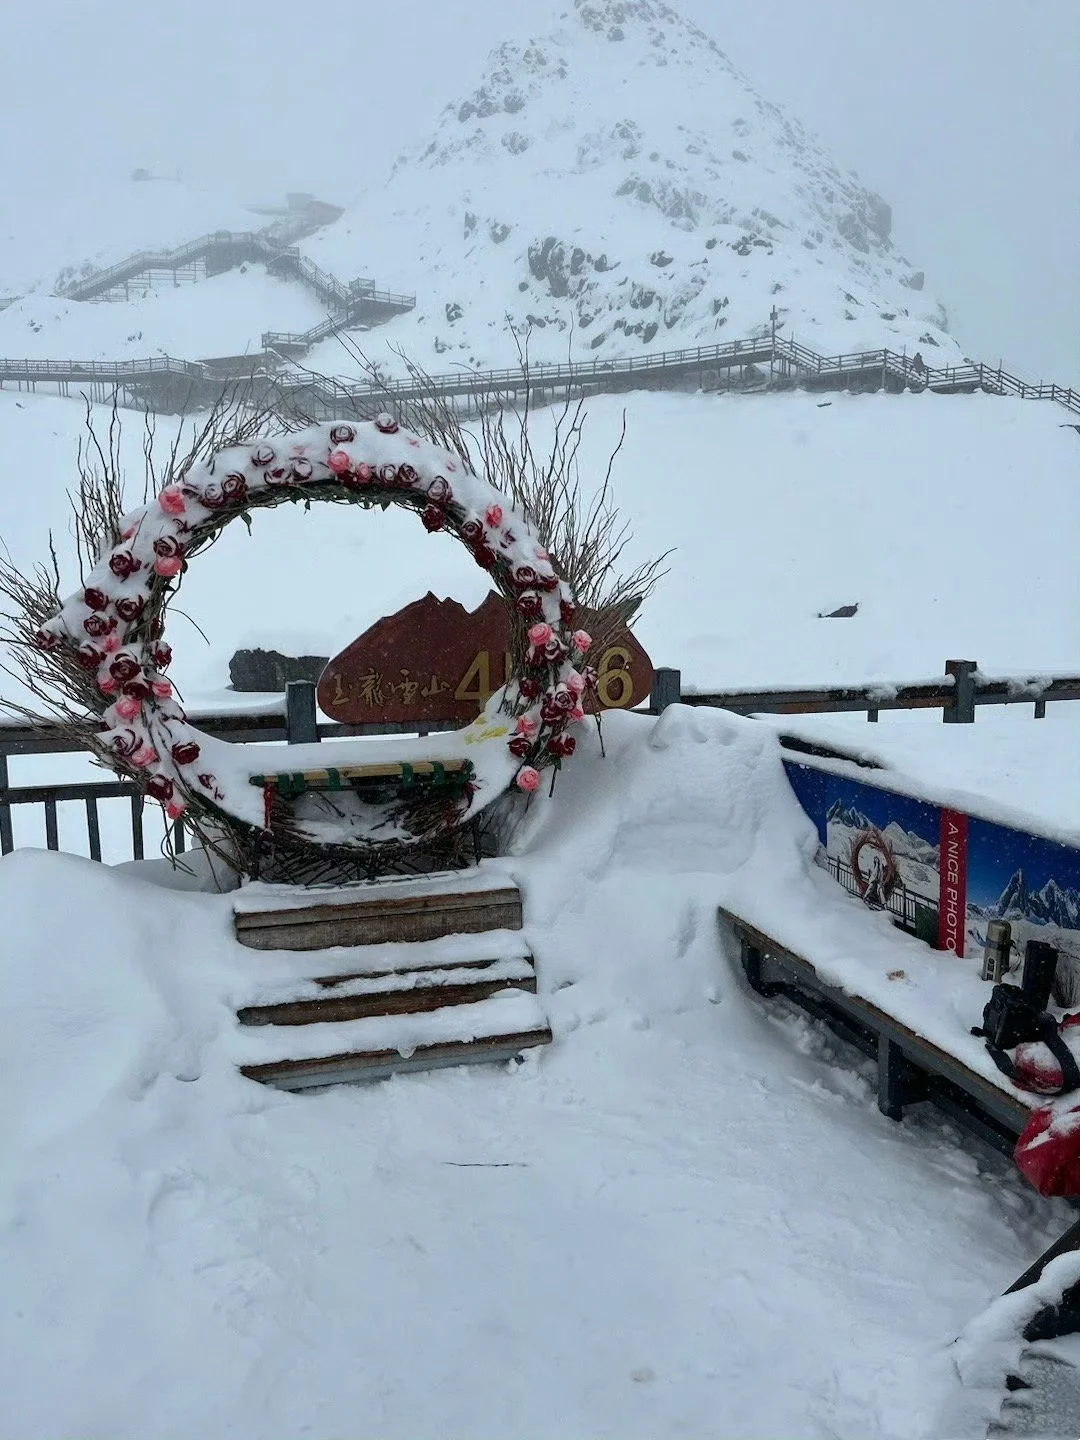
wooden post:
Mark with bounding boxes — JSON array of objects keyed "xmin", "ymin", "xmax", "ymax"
[
  {"xmin": 1034, "ymin": 699, "xmax": 1047, "ymax": 719},
  {"xmin": 943, "ymin": 659, "xmax": 977, "ymax": 723},
  {"xmin": 649, "ymin": 667, "xmax": 681, "ymax": 714},
  {"xmin": 286, "ymin": 681, "xmax": 319, "ymax": 745},
  {"xmin": 867, "ymin": 708, "xmax": 879, "ymax": 723}
]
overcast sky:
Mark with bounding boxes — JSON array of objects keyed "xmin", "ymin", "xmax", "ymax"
[{"xmin": 2, "ymin": 0, "xmax": 1076, "ymax": 382}]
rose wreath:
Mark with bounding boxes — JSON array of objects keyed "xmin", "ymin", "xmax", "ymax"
[{"xmin": 34, "ymin": 415, "xmax": 594, "ymax": 863}]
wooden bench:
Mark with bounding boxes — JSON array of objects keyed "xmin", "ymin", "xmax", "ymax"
[
  {"xmin": 718, "ymin": 906, "xmax": 1032, "ymax": 1155},
  {"xmin": 251, "ymin": 758, "xmax": 475, "ymax": 802}
]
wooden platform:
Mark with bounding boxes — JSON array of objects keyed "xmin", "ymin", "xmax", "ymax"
[{"xmin": 719, "ymin": 905, "xmax": 1032, "ymax": 1153}]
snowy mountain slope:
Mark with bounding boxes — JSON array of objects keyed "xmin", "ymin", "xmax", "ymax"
[
  {"xmin": 1, "ymin": 386, "xmax": 1075, "ymax": 710},
  {"xmin": 0, "ymin": 176, "xmax": 267, "ymax": 299},
  {"xmin": 305, "ymin": 0, "xmax": 961, "ymax": 378},
  {"xmin": 0, "ymin": 266, "xmax": 328, "ymax": 363}
]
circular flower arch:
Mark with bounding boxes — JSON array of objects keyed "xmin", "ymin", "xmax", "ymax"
[{"xmin": 37, "ymin": 416, "xmax": 593, "ymax": 861}]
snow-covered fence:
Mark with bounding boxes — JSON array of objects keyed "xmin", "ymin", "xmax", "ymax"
[
  {"xmin": 2, "ymin": 664, "xmax": 1076, "ymax": 865},
  {"xmin": 667, "ymin": 660, "xmax": 1080, "ymax": 723}
]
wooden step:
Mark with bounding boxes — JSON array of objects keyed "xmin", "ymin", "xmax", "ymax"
[
  {"xmin": 234, "ymin": 879, "xmax": 522, "ymax": 952},
  {"xmin": 239, "ymin": 1026, "xmax": 553, "ymax": 1091},
  {"xmin": 238, "ymin": 960, "xmax": 537, "ymax": 1026}
]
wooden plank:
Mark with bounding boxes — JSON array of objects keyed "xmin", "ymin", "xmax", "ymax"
[
  {"xmin": 238, "ymin": 975, "xmax": 536, "ymax": 1027},
  {"xmin": 235, "ymin": 886, "xmax": 523, "ymax": 951},
  {"xmin": 250, "ymin": 758, "xmax": 473, "ymax": 786},
  {"xmin": 314, "ymin": 955, "xmax": 524, "ymax": 987},
  {"xmin": 719, "ymin": 906, "xmax": 1031, "ymax": 1138},
  {"xmin": 239, "ymin": 1026, "xmax": 553, "ymax": 1090}
]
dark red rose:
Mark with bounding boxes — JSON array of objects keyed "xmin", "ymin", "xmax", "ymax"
[
  {"xmin": 551, "ymin": 686, "xmax": 575, "ymax": 711},
  {"xmin": 582, "ymin": 665, "xmax": 598, "ymax": 691},
  {"xmin": 543, "ymin": 637, "xmax": 568, "ymax": 663},
  {"xmin": 251, "ymin": 443, "xmax": 275, "ymax": 467},
  {"xmin": 146, "ymin": 774, "xmax": 174, "ymax": 803},
  {"xmin": 266, "ymin": 463, "xmax": 289, "ymax": 484},
  {"xmin": 374, "ymin": 412, "xmax": 398, "ymax": 434},
  {"xmin": 517, "ymin": 591, "xmax": 544, "ymax": 618},
  {"xmin": 289, "ymin": 457, "xmax": 312, "ymax": 482},
  {"xmin": 540, "ymin": 698, "xmax": 563, "ymax": 725},
  {"xmin": 109, "ymin": 653, "xmax": 141, "ymax": 684},
  {"xmin": 427, "ymin": 476, "xmax": 452, "ymax": 504},
  {"xmin": 397, "ymin": 464, "xmax": 418, "ymax": 487},
  {"xmin": 33, "ymin": 627, "xmax": 62, "ymax": 651},
  {"xmin": 153, "ymin": 535, "xmax": 184, "ymax": 560},
  {"xmin": 560, "ymin": 599, "xmax": 575, "ymax": 625},
  {"xmin": 548, "ymin": 732, "xmax": 576, "ymax": 758},
  {"xmin": 200, "ymin": 481, "xmax": 226, "ymax": 508},
  {"xmin": 221, "ymin": 473, "xmax": 247, "ymax": 504},
  {"xmin": 171, "ymin": 740, "xmax": 201, "ymax": 766},
  {"xmin": 537, "ymin": 571, "xmax": 560, "ymax": 592},
  {"xmin": 152, "ymin": 641, "xmax": 172, "ymax": 669},
  {"xmin": 330, "ymin": 424, "xmax": 355, "ymax": 445},
  {"xmin": 84, "ymin": 587, "xmax": 109, "ymax": 612},
  {"xmin": 122, "ymin": 677, "xmax": 153, "ymax": 701},
  {"xmin": 473, "ymin": 543, "xmax": 497, "ymax": 571},
  {"xmin": 508, "ymin": 734, "xmax": 533, "ymax": 758},
  {"xmin": 513, "ymin": 564, "xmax": 540, "ymax": 590},
  {"xmin": 110, "ymin": 728, "xmax": 140, "ymax": 758},
  {"xmin": 460, "ymin": 519, "xmax": 483, "ymax": 547},
  {"xmin": 421, "ymin": 504, "xmax": 446, "ymax": 533},
  {"xmin": 114, "ymin": 594, "xmax": 144, "ymax": 623},
  {"xmin": 83, "ymin": 614, "xmax": 111, "ymax": 637},
  {"xmin": 109, "ymin": 551, "xmax": 141, "ymax": 580},
  {"xmin": 379, "ymin": 463, "xmax": 399, "ymax": 485},
  {"xmin": 518, "ymin": 677, "xmax": 542, "ymax": 701},
  {"xmin": 77, "ymin": 643, "xmax": 105, "ymax": 670}
]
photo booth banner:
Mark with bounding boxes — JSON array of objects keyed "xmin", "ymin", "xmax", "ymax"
[{"xmin": 782, "ymin": 760, "xmax": 1080, "ymax": 978}]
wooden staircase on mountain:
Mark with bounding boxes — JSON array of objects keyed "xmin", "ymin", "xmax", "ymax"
[{"xmin": 232, "ymin": 870, "xmax": 552, "ymax": 1090}]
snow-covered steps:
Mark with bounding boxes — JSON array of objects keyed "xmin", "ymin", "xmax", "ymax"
[
  {"xmin": 237, "ymin": 989, "xmax": 552, "ymax": 1091},
  {"xmin": 232, "ymin": 869, "xmax": 551, "ymax": 1089},
  {"xmin": 237, "ymin": 955, "xmax": 538, "ymax": 1027},
  {"xmin": 233, "ymin": 870, "xmax": 522, "ymax": 951}
]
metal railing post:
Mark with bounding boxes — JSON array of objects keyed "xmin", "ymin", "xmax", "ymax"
[
  {"xmin": 649, "ymin": 668, "xmax": 682, "ymax": 715},
  {"xmin": 286, "ymin": 681, "xmax": 320, "ymax": 744},
  {"xmin": 943, "ymin": 659, "xmax": 978, "ymax": 723},
  {"xmin": 0, "ymin": 748, "xmax": 12, "ymax": 854}
]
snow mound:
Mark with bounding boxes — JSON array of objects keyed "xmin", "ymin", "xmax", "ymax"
[
  {"xmin": 0, "ymin": 708, "xmax": 1061, "ymax": 1437},
  {"xmin": 307, "ymin": 0, "xmax": 958, "ymax": 377}
]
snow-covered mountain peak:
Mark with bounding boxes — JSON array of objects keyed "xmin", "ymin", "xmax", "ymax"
[{"xmin": 308, "ymin": 0, "xmax": 958, "ymax": 375}]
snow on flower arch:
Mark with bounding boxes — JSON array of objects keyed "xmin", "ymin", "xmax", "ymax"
[{"xmin": 37, "ymin": 415, "xmax": 593, "ymax": 859}]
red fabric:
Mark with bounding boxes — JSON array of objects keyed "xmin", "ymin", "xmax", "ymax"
[{"xmin": 1015, "ymin": 1102, "xmax": 1080, "ymax": 1196}]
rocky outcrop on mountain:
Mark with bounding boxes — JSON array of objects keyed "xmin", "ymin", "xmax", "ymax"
[{"xmin": 308, "ymin": 0, "xmax": 960, "ymax": 376}]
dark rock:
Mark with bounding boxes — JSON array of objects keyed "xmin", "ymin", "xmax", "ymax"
[
  {"xmin": 818, "ymin": 604, "xmax": 858, "ymax": 619},
  {"xmin": 901, "ymin": 270, "xmax": 925, "ymax": 292},
  {"xmin": 230, "ymin": 649, "xmax": 330, "ymax": 693},
  {"xmin": 445, "ymin": 302, "xmax": 463, "ymax": 324}
]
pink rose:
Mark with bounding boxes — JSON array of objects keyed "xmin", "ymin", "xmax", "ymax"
[
  {"xmin": 102, "ymin": 635, "xmax": 122, "ymax": 654},
  {"xmin": 514, "ymin": 714, "xmax": 538, "ymax": 737},
  {"xmin": 566, "ymin": 671, "xmax": 586, "ymax": 695},
  {"xmin": 151, "ymin": 678, "xmax": 173, "ymax": 699},
  {"xmin": 166, "ymin": 799, "xmax": 187, "ymax": 821},
  {"xmin": 572, "ymin": 629, "xmax": 593, "ymax": 653},
  {"xmin": 154, "ymin": 555, "xmax": 183, "ymax": 578},
  {"xmin": 515, "ymin": 766, "xmax": 541, "ymax": 793},
  {"xmin": 98, "ymin": 676, "xmax": 118, "ymax": 695},
  {"xmin": 328, "ymin": 449, "xmax": 352, "ymax": 475},
  {"xmin": 570, "ymin": 704, "xmax": 586, "ymax": 722},
  {"xmin": 115, "ymin": 696, "xmax": 141, "ymax": 721},
  {"xmin": 132, "ymin": 745, "xmax": 159, "ymax": 768},
  {"xmin": 157, "ymin": 486, "xmax": 185, "ymax": 516},
  {"xmin": 485, "ymin": 504, "xmax": 504, "ymax": 528},
  {"xmin": 528, "ymin": 622, "xmax": 553, "ymax": 647}
]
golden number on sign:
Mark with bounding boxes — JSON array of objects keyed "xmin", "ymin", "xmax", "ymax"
[
  {"xmin": 455, "ymin": 650, "xmax": 492, "ymax": 705},
  {"xmin": 329, "ymin": 673, "xmax": 348, "ymax": 707},
  {"xmin": 596, "ymin": 646, "xmax": 634, "ymax": 708}
]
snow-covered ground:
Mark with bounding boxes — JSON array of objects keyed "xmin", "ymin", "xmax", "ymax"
[
  {"xmin": 0, "ymin": 707, "xmax": 1068, "ymax": 1440},
  {"xmin": 0, "ymin": 266, "xmax": 327, "ymax": 363}
]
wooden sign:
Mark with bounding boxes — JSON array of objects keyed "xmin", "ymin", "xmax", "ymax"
[{"xmin": 318, "ymin": 591, "xmax": 653, "ymax": 725}]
